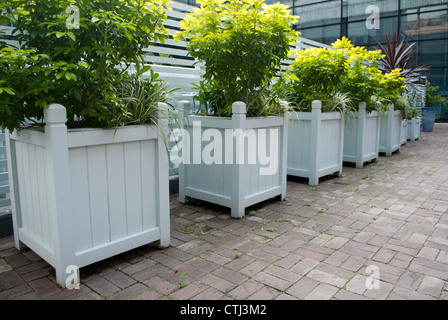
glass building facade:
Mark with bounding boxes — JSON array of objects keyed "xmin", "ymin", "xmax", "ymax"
[{"xmin": 177, "ymin": 0, "xmax": 448, "ymax": 119}]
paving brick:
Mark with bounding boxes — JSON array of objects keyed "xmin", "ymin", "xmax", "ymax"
[
  {"xmin": 169, "ymin": 281, "xmax": 208, "ymax": 300},
  {"xmin": 0, "ymin": 283, "xmax": 33, "ymax": 300},
  {"xmin": 227, "ymin": 279, "xmax": 264, "ymax": 300},
  {"xmin": 286, "ymin": 276, "xmax": 319, "ymax": 299},
  {"xmin": 248, "ymin": 286, "xmax": 281, "ymax": 300},
  {"xmin": 144, "ymin": 276, "xmax": 178, "ymax": 295},
  {"xmin": 212, "ymin": 267, "xmax": 247, "ymax": 285},
  {"xmin": 103, "ymin": 270, "xmax": 137, "ymax": 289},
  {"xmin": 307, "ymin": 269, "xmax": 348, "ymax": 288},
  {"xmin": 192, "ymin": 286, "xmax": 225, "ymax": 300},
  {"xmin": 253, "ymin": 271, "xmax": 291, "ymax": 291},
  {"xmin": 108, "ymin": 283, "xmax": 149, "ymax": 300},
  {"xmin": 199, "ymin": 273, "xmax": 236, "ymax": 293},
  {"xmin": 304, "ymin": 283, "xmax": 339, "ymax": 300},
  {"xmin": 265, "ymin": 265, "xmax": 301, "ymax": 283},
  {"xmin": 181, "ymin": 258, "xmax": 220, "ymax": 278},
  {"xmin": 85, "ymin": 276, "xmax": 120, "ymax": 297},
  {"xmin": 417, "ymin": 275, "xmax": 445, "ymax": 298},
  {"xmin": 0, "ymin": 270, "xmax": 25, "ymax": 290},
  {"xmin": 290, "ymin": 258, "xmax": 320, "ymax": 275},
  {"xmin": 239, "ymin": 260, "xmax": 270, "ymax": 277},
  {"xmin": 28, "ymin": 277, "xmax": 62, "ymax": 298}
]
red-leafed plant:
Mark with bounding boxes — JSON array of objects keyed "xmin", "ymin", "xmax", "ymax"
[{"xmin": 376, "ymin": 31, "xmax": 429, "ymax": 88}]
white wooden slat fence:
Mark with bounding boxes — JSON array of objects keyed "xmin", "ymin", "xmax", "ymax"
[{"xmin": 0, "ymin": 130, "xmax": 10, "ymax": 208}]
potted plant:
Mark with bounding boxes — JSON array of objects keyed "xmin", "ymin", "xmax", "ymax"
[
  {"xmin": 405, "ymin": 88, "xmax": 424, "ymax": 141},
  {"xmin": 1, "ymin": 0, "xmax": 175, "ymax": 287},
  {"xmin": 375, "ymin": 31, "xmax": 429, "ymax": 140},
  {"xmin": 173, "ymin": 0, "xmax": 298, "ymax": 218},
  {"xmin": 422, "ymin": 83, "xmax": 448, "ymax": 132},
  {"xmin": 332, "ymin": 38, "xmax": 405, "ymax": 168},
  {"xmin": 277, "ymin": 46, "xmax": 353, "ymax": 185}
]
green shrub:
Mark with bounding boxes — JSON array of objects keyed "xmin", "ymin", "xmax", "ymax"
[
  {"xmin": 174, "ymin": 0, "xmax": 299, "ymax": 117},
  {"xmin": 280, "ymin": 37, "xmax": 406, "ymax": 114},
  {"xmin": 0, "ymin": 0, "xmax": 171, "ymax": 131}
]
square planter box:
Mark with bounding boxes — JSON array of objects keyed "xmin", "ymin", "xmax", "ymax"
[
  {"xmin": 343, "ymin": 102, "xmax": 381, "ymax": 168},
  {"xmin": 379, "ymin": 107, "xmax": 402, "ymax": 156},
  {"xmin": 178, "ymin": 101, "xmax": 288, "ymax": 219},
  {"xmin": 407, "ymin": 117, "xmax": 421, "ymax": 141},
  {"xmin": 401, "ymin": 119, "xmax": 408, "ymax": 145},
  {"xmin": 6, "ymin": 104, "xmax": 170, "ymax": 287},
  {"xmin": 287, "ymin": 100, "xmax": 344, "ymax": 186}
]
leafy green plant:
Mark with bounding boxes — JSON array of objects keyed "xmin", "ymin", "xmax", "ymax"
[
  {"xmin": 113, "ymin": 70, "xmax": 179, "ymax": 127},
  {"xmin": 280, "ymin": 37, "xmax": 406, "ymax": 114},
  {"xmin": 174, "ymin": 0, "xmax": 299, "ymax": 117},
  {"xmin": 0, "ymin": 0, "xmax": 171, "ymax": 131},
  {"xmin": 278, "ymin": 46, "xmax": 349, "ymax": 112},
  {"xmin": 333, "ymin": 37, "xmax": 405, "ymax": 112},
  {"xmin": 425, "ymin": 83, "xmax": 448, "ymax": 108}
]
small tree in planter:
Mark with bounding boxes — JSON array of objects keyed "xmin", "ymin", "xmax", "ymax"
[
  {"xmin": 280, "ymin": 37, "xmax": 405, "ymax": 176},
  {"xmin": 277, "ymin": 46, "xmax": 354, "ymax": 185},
  {"xmin": 1, "ymin": 0, "xmax": 176, "ymax": 287},
  {"xmin": 174, "ymin": 0, "xmax": 298, "ymax": 218},
  {"xmin": 331, "ymin": 38, "xmax": 405, "ymax": 167}
]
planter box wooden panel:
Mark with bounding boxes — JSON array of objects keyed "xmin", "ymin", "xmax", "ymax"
[
  {"xmin": 379, "ymin": 108, "xmax": 402, "ymax": 156},
  {"xmin": 401, "ymin": 119, "xmax": 408, "ymax": 145},
  {"xmin": 6, "ymin": 104, "xmax": 170, "ymax": 286},
  {"xmin": 343, "ymin": 102, "xmax": 380, "ymax": 168},
  {"xmin": 407, "ymin": 117, "xmax": 421, "ymax": 141},
  {"xmin": 179, "ymin": 102, "xmax": 288, "ymax": 219},
  {"xmin": 287, "ymin": 101, "xmax": 344, "ymax": 186}
]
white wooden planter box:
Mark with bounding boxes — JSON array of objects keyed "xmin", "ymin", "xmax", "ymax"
[
  {"xmin": 407, "ymin": 117, "xmax": 421, "ymax": 141},
  {"xmin": 401, "ymin": 119, "xmax": 408, "ymax": 145},
  {"xmin": 343, "ymin": 102, "xmax": 381, "ymax": 168},
  {"xmin": 379, "ymin": 107, "xmax": 402, "ymax": 156},
  {"xmin": 178, "ymin": 102, "xmax": 288, "ymax": 219},
  {"xmin": 287, "ymin": 101, "xmax": 344, "ymax": 186},
  {"xmin": 6, "ymin": 104, "xmax": 170, "ymax": 287}
]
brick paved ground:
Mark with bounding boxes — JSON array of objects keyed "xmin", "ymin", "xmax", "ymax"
[{"xmin": 1, "ymin": 124, "xmax": 447, "ymax": 300}]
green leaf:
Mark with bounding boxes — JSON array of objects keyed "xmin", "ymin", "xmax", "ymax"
[{"xmin": 66, "ymin": 32, "xmax": 76, "ymax": 42}]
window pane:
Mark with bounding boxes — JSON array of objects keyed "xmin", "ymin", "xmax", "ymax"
[
  {"xmin": 401, "ymin": 0, "xmax": 448, "ymax": 14},
  {"xmin": 346, "ymin": 17, "xmax": 398, "ymax": 46},
  {"xmin": 299, "ymin": 25, "xmax": 341, "ymax": 45},
  {"xmin": 417, "ymin": 40, "xmax": 448, "ymax": 68},
  {"xmin": 402, "ymin": 11, "xmax": 448, "ymax": 41},
  {"xmin": 294, "ymin": 1, "xmax": 341, "ymax": 29},
  {"xmin": 344, "ymin": 0, "xmax": 398, "ymax": 21}
]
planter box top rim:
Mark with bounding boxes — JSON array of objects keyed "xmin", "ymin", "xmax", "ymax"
[
  {"xmin": 186, "ymin": 114, "xmax": 283, "ymax": 120},
  {"xmin": 17, "ymin": 124, "xmax": 156, "ymax": 133}
]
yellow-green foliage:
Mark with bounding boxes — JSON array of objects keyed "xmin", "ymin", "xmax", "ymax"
[
  {"xmin": 175, "ymin": 0, "xmax": 299, "ymax": 117},
  {"xmin": 282, "ymin": 37, "xmax": 406, "ymax": 113}
]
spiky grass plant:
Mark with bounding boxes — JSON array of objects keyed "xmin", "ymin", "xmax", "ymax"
[{"xmin": 376, "ymin": 31, "xmax": 429, "ymax": 88}]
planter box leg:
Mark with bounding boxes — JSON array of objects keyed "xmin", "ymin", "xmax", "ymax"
[
  {"xmin": 44, "ymin": 104, "xmax": 77, "ymax": 287},
  {"xmin": 355, "ymin": 102, "xmax": 367, "ymax": 169},
  {"xmin": 178, "ymin": 101, "xmax": 190, "ymax": 205},
  {"xmin": 231, "ymin": 102, "xmax": 247, "ymax": 219},
  {"xmin": 309, "ymin": 101, "xmax": 321, "ymax": 186}
]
